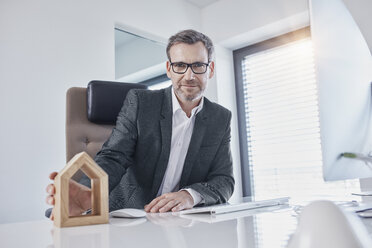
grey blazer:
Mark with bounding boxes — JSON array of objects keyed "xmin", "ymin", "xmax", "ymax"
[{"xmin": 88, "ymin": 86, "xmax": 234, "ymax": 211}]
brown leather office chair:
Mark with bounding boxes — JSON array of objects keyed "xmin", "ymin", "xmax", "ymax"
[{"xmin": 66, "ymin": 80, "xmax": 147, "ymax": 163}]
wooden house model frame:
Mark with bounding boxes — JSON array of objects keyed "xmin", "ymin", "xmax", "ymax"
[{"xmin": 54, "ymin": 152, "xmax": 109, "ymax": 227}]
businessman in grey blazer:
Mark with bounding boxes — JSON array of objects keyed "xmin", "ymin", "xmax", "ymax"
[{"xmin": 46, "ymin": 29, "xmax": 234, "ymax": 216}]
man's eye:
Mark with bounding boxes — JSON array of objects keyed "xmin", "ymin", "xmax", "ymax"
[
  {"xmin": 174, "ymin": 63, "xmax": 186, "ymax": 68},
  {"xmin": 193, "ymin": 63, "xmax": 204, "ymax": 68}
]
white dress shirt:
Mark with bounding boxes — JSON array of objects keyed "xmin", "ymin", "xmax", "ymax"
[{"xmin": 156, "ymin": 87, "xmax": 203, "ymax": 206}]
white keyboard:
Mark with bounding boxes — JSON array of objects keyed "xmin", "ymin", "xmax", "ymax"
[{"xmin": 180, "ymin": 197, "xmax": 290, "ymax": 215}]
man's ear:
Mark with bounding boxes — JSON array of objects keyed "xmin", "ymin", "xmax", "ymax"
[
  {"xmin": 208, "ymin": 61, "xmax": 215, "ymax": 79},
  {"xmin": 166, "ymin": 61, "xmax": 172, "ymax": 79}
]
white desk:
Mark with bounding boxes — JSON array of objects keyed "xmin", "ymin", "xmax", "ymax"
[{"xmin": 1, "ymin": 202, "xmax": 372, "ymax": 248}]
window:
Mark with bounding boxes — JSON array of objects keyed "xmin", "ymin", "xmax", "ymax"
[
  {"xmin": 234, "ymin": 27, "xmax": 360, "ymax": 201},
  {"xmin": 114, "ymin": 27, "xmax": 170, "ymax": 90}
]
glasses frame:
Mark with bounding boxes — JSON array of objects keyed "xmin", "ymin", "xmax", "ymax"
[{"xmin": 169, "ymin": 61, "xmax": 210, "ymax": 74}]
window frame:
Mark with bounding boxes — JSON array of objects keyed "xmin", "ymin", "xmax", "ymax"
[{"xmin": 233, "ymin": 27, "xmax": 311, "ymax": 197}]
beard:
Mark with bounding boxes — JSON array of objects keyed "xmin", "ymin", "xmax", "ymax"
[{"xmin": 174, "ymin": 80, "xmax": 205, "ymax": 102}]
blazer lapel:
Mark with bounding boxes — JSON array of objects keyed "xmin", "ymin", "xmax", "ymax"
[
  {"xmin": 179, "ymin": 103, "xmax": 208, "ymax": 188},
  {"xmin": 151, "ymin": 86, "xmax": 173, "ymax": 196}
]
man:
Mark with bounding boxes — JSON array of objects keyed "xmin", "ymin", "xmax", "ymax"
[{"xmin": 46, "ymin": 29, "xmax": 234, "ymax": 217}]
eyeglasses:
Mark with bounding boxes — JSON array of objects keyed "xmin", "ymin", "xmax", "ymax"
[{"xmin": 170, "ymin": 61, "xmax": 210, "ymax": 74}]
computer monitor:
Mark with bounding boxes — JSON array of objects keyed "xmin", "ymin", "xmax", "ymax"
[{"xmin": 310, "ymin": 0, "xmax": 372, "ymax": 181}]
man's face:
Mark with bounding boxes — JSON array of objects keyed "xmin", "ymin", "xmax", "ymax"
[{"xmin": 166, "ymin": 41, "xmax": 214, "ymax": 103}]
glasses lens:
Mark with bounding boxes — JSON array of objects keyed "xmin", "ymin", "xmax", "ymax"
[
  {"xmin": 171, "ymin": 62, "xmax": 208, "ymax": 74},
  {"xmin": 191, "ymin": 63, "xmax": 207, "ymax": 74},
  {"xmin": 172, "ymin": 63, "xmax": 188, "ymax": 73}
]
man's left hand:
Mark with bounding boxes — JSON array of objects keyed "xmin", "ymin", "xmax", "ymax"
[{"xmin": 144, "ymin": 191, "xmax": 194, "ymax": 213}]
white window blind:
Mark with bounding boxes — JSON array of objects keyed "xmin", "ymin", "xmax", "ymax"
[{"xmin": 241, "ymin": 38, "xmax": 360, "ymax": 202}]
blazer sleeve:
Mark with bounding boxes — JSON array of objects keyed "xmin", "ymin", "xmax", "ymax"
[
  {"xmin": 80, "ymin": 89, "xmax": 139, "ymax": 192},
  {"xmin": 187, "ymin": 111, "xmax": 235, "ymax": 206}
]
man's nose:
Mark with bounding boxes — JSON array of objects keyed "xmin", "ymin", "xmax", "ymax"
[{"xmin": 184, "ymin": 66, "xmax": 195, "ymax": 80}]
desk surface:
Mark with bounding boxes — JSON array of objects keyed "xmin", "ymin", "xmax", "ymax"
[{"xmin": 1, "ymin": 200, "xmax": 372, "ymax": 248}]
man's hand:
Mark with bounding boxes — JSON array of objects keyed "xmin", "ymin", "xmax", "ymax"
[
  {"xmin": 144, "ymin": 191, "xmax": 194, "ymax": 213},
  {"xmin": 46, "ymin": 172, "xmax": 92, "ymax": 220}
]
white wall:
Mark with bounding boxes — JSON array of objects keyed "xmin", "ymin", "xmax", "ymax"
[
  {"xmin": 202, "ymin": 0, "xmax": 309, "ymax": 45},
  {"xmin": 0, "ymin": 0, "xmax": 200, "ymax": 224}
]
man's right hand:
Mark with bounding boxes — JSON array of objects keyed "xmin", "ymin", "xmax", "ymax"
[{"xmin": 46, "ymin": 172, "xmax": 92, "ymax": 220}]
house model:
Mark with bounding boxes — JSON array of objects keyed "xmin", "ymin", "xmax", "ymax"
[{"xmin": 54, "ymin": 152, "xmax": 109, "ymax": 227}]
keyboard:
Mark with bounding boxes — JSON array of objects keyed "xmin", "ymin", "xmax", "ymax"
[{"xmin": 180, "ymin": 197, "xmax": 290, "ymax": 215}]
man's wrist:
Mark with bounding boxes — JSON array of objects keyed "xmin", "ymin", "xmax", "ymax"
[{"xmin": 180, "ymin": 188, "xmax": 203, "ymax": 206}]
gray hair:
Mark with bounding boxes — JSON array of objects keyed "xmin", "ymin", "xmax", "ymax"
[{"xmin": 166, "ymin": 29, "xmax": 214, "ymax": 62}]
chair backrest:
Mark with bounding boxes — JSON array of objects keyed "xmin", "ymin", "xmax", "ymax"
[{"xmin": 66, "ymin": 81, "xmax": 147, "ymax": 163}]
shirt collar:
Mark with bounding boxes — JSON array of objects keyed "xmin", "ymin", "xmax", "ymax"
[{"xmin": 171, "ymin": 87, "xmax": 204, "ymax": 117}]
